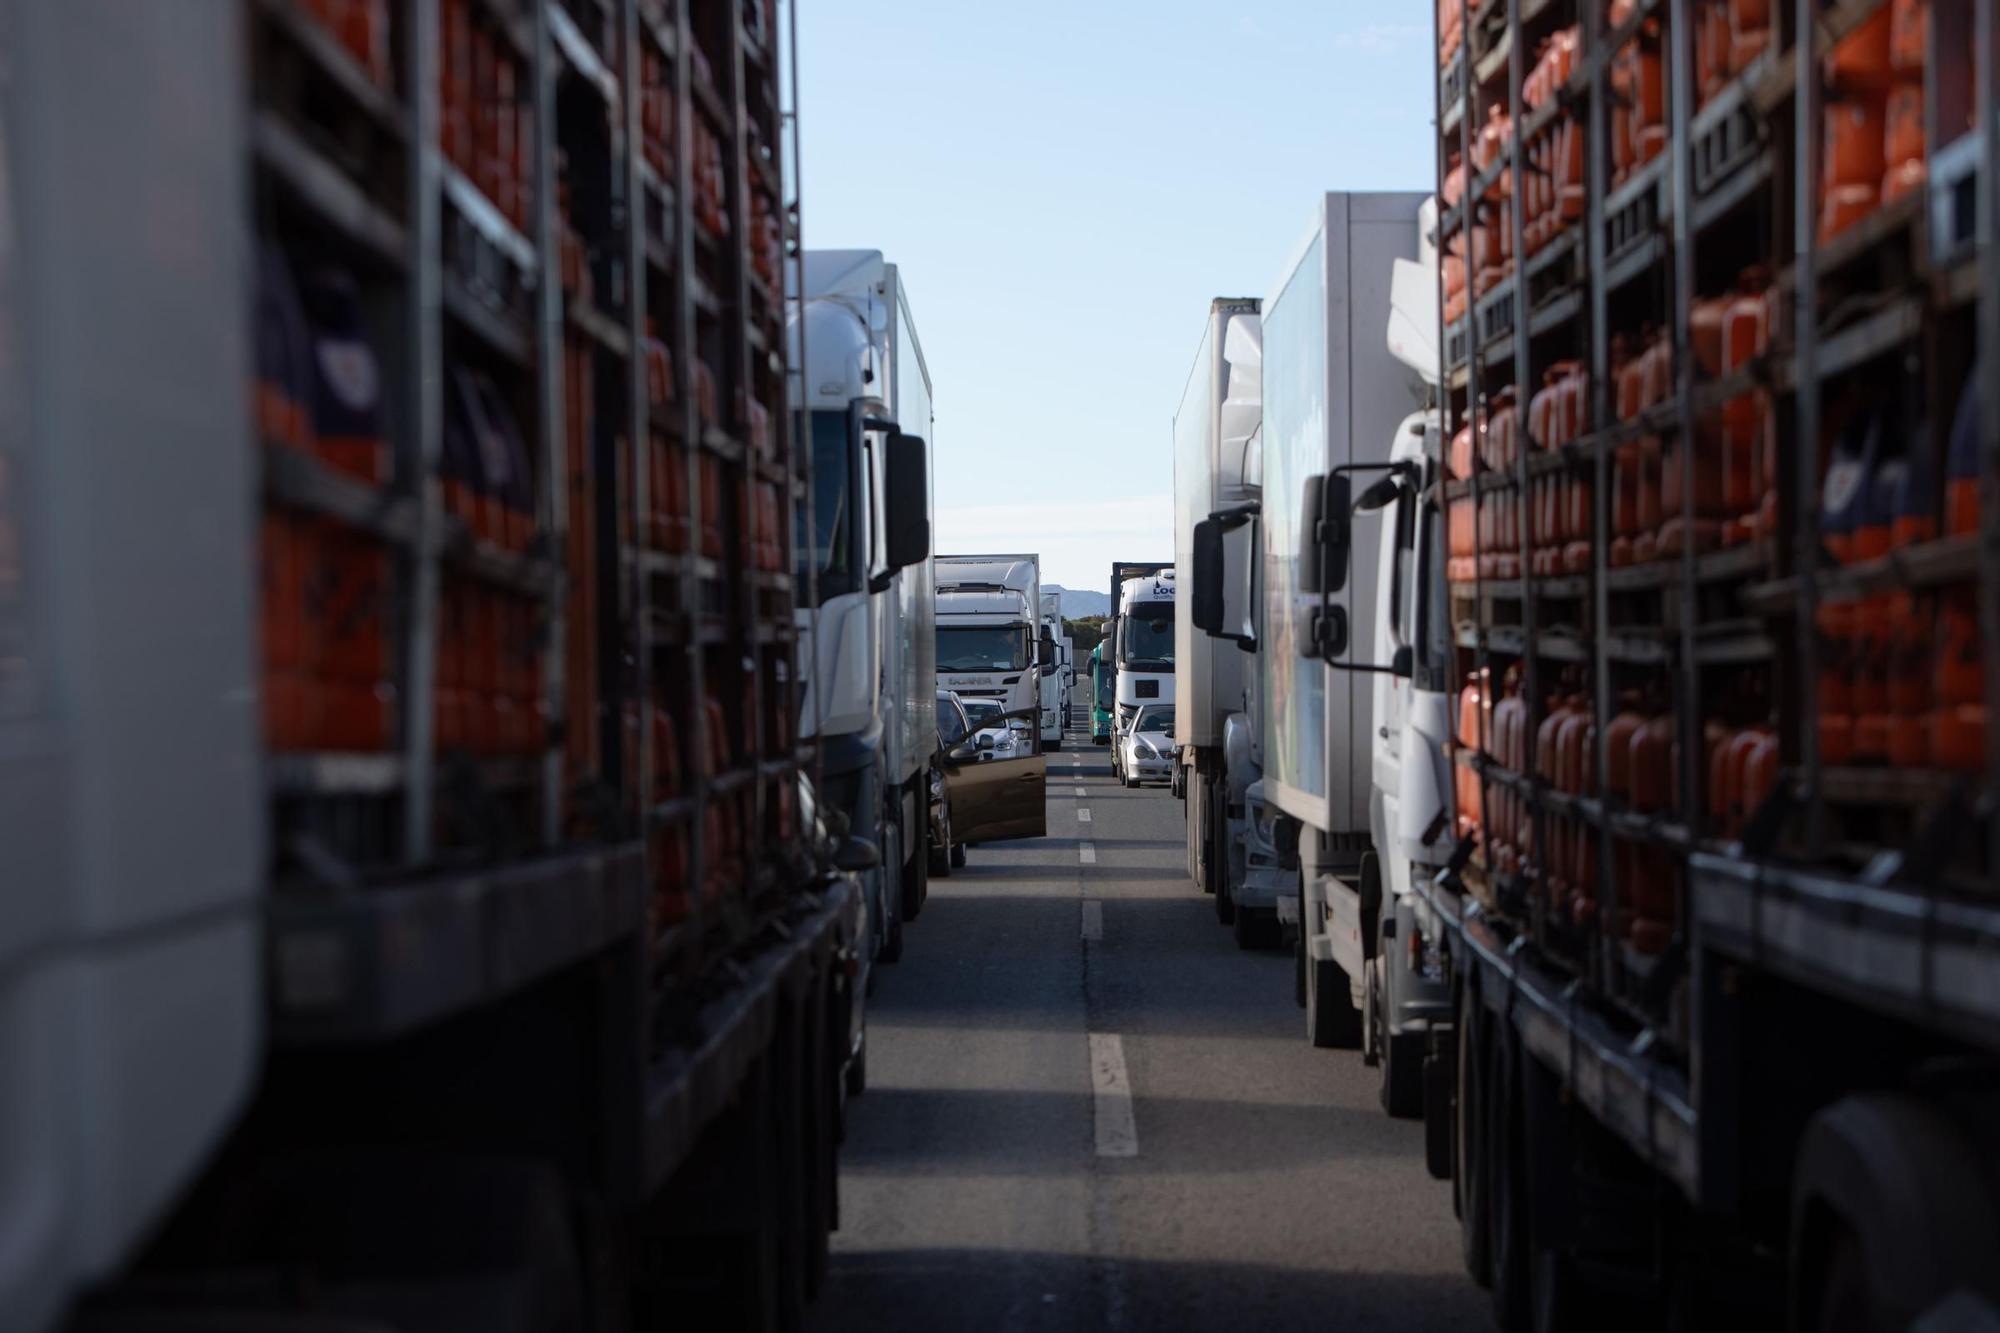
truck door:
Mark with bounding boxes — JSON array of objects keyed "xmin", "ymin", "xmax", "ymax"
[{"xmin": 944, "ymin": 746, "xmax": 1047, "ymax": 842}]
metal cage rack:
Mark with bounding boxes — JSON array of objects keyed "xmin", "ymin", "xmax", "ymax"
[
  {"xmin": 248, "ymin": 0, "xmax": 816, "ymax": 1106},
  {"xmin": 1430, "ymin": 0, "xmax": 2000, "ymax": 1183}
]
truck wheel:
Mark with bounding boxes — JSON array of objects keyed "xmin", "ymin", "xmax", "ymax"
[
  {"xmin": 1457, "ymin": 978, "xmax": 1493, "ymax": 1285},
  {"xmin": 844, "ymin": 1039, "xmax": 867, "ymax": 1097},
  {"xmin": 1378, "ymin": 988, "xmax": 1426, "ymax": 1120},
  {"xmin": 1234, "ymin": 907, "xmax": 1279, "ymax": 950},
  {"xmin": 951, "ymin": 842, "xmax": 966, "ymax": 868},
  {"xmin": 1049, "ymin": 738, "xmax": 1062, "ymax": 752},
  {"xmin": 1488, "ymin": 1023, "xmax": 1531, "ymax": 1332},
  {"xmin": 1790, "ymin": 1092, "xmax": 2000, "ymax": 1333},
  {"xmin": 902, "ymin": 817, "xmax": 928, "ymax": 922},
  {"xmin": 1294, "ymin": 886, "xmax": 1308, "ymax": 1008},
  {"xmin": 878, "ymin": 910, "xmax": 903, "ymax": 964}
]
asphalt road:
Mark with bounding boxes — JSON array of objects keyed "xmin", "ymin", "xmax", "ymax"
[{"xmin": 812, "ymin": 699, "xmax": 1490, "ymax": 1332}]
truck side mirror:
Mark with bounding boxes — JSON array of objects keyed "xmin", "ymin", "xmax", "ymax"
[
  {"xmin": 1316, "ymin": 473, "xmax": 1351, "ymax": 594},
  {"xmin": 883, "ymin": 431, "xmax": 930, "ymax": 573},
  {"xmin": 1298, "ymin": 476, "xmax": 1324, "ymax": 595},
  {"xmin": 1191, "ymin": 517, "xmax": 1225, "ymax": 634}
]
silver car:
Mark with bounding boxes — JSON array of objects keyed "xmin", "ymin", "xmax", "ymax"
[{"xmin": 1119, "ymin": 704, "xmax": 1175, "ymax": 787}]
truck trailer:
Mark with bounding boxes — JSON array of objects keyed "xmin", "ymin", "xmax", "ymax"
[
  {"xmin": 795, "ymin": 248, "xmax": 940, "ymax": 963},
  {"xmin": 3, "ymin": 4, "xmax": 871, "ymax": 1330},
  {"xmin": 1403, "ymin": 1, "xmax": 2000, "ymax": 1326},
  {"xmin": 1172, "ymin": 297, "xmax": 1288, "ymax": 946},
  {"xmin": 1254, "ymin": 191, "xmax": 1431, "ymax": 1053}
]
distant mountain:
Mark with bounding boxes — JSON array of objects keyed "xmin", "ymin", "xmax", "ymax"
[{"xmin": 1047, "ymin": 585, "xmax": 1111, "ymax": 618}]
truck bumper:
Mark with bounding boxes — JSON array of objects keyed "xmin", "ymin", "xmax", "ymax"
[{"xmin": 1234, "ymin": 863, "xmax": 1290, "ymax": 912}]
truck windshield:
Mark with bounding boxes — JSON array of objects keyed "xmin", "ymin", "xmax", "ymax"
[
  {"xmin": 1119, "ymin": 602, "xmax": 1175, "ymax": 670},
  {"xmin": 937, "ymin": 625, "xmax": 1029, "ymax": 671},
  {"xmin": 797, "ymin": 411, "xmax": 857, "ymax": 604}
]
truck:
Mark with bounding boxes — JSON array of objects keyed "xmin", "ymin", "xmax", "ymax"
[
  {"xmin": 6, "ymin": 3, "xmax": 872, "ymax": 1329},
  {"xmin": 1038, "ymin": 588, "xmax": 1065, "ymax": 749},
  {"xmin": 1107, "ymin": 561, "xmax": 1176, "ymax": 740},
  {"xmin": 1250, "ymin": 190, "xmax": 1435, "ymax": 1065},
  {"xmin": 1173, "ymin": 298, "xmax": 1272, "ymax": 941},
  {"xmin": 1059, "ymin": 630, "xmax": 1077, "ymax": 728},
  {"xmin": 933, "ymin": 553, "xmax": 1054, "ymax": 842},
  {"xmin": 1088, "ymin": 641, "xmax": 1115, "ymax": 743},
  {"xmin": 1397, "ymin": 2, "xmax": 2000, "ymax": 1326},
  {"xmin": 796, "ymin": 248, "xmax": 940, "ymax": 963}
]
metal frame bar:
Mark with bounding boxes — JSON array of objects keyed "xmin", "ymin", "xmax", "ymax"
[
  {"xmin": 535, "ymin": 0, "xmax": 568, "ymax": 851},
  {"xmin": 1586, "ymin": 0, "xmax": 1619, "ymax": 995},
  {"xmin": 1506, "ymin": 0, "xmax": 1542, "ymax": 950},
  {"xmin": 674, "ymin": 0, "xmax": 706, "ymax": 949},
  {"xmin": 1790, "ymin": 0, "xmax": 1823, "ymax": 858},
  {"xmin": 1978, "ymin": 0, "xmax": 2000, "ymax": 891},
  {"xmin": 402, "ymin": 0, "xmax": 444, "ymax": 863}
]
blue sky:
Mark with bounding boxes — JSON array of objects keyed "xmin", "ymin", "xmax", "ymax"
[{"xmin": 795, "ymin": 5, "xmax": 1432, "ymax": 595}]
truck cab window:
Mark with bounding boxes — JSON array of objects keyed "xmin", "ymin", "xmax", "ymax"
[{"xmin": 799, "ymin": 411, "xmax": 859, "ymax": 602}]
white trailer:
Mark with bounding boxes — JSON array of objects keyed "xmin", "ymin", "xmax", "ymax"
[
  {"xmin": 1173, "ymin": 297, "xmax": 1282, "ymax": 946},
  {"xmin": 796, "ymin": 249, "xmax": 939, "ymax": 957},
  {"xmin": 1255, "ymin": 191, "xmax": 1427, "ymax": 1048},
  {"xmin": 1038, "ymin": 589, "xmax": 1064, "ymax": 749}
]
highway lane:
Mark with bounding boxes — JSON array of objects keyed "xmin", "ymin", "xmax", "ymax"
[{"xmin": 813, "ymin": 699, "xmax": 1488, "ymax": 1332}]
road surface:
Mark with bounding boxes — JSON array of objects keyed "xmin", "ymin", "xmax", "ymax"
[{"xmin": 813, "ymin": 693, "xmax": 1489, "ymax": 1332}]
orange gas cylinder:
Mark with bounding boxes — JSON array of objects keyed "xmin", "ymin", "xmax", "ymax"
[
  {"xmin": 1722, "ymin": 276, "xmax": 1774, "ymax": 516},
  {"xmin": 1450, "ymin": 420, "xmax": 1477, "ymax": 480},
  {"xmin": 1557, "ymin": 702, "xmax": 1593, "ymax": 794},
  {"xmin": 1488, "ymin": 389, "xmax": 1520, "ymax": 471},
  {"xmin": 1890, "ymin": 0, "xmax": 1928, "ymax": 74},
  {"xmin": 1537, "ymin": 692, "xmax": 1572, "ymax": 781},
  {"xmin": 1449, "ymin": 497, "xmax": 1478, "ymax": 583},
  {"xmin": 1605, "ymin": 693, "xmax": 1645, "ymax": 799},
  {"xmin": 1724, "ymin": 725, "xmax": 1766, "ymax": 834},
  {"xmin": 1698, "ymin": 1, "xmax": 1731, "ymax": 103},
  {"xmin": 1530, "ymin": 370, "xmax": 1559, "ymax": 451},
  {"xmin": 1627, "ymin": 849, "xmax": 1676, "ymax": 954},
  {"xmin": 1475, "ymin": 105, "xmax": 1511, "ymax": 179},
  {"xmin": 1886, "ymin": 591, "xmax": 1932, "ymax": 767},
  {"xmin": 1459, "ymin": 670, "xmax": 1492, "ymax": 753},
  {"xmin": 1931, "ymin": 587, "xmax": 1987, "ymax": 770},
  {"xmin": 1826, "ymin": 5, "xmax": 1893, "ymax": 91},
  {"xmin": 1820, "ymin": 94, "xmax": 1888, "ymax": 240},
  {"xmin": 1630, "ymin": 27, "xmax": 1667, "ymax": 166},
  {"xmin": 1742, "ymin": 729, "xmax": 1779, "ymax": 819},
  {"xmin": 1443, "ymin": 154, "xmax": 1467, "ymax": 209},
  {"xmin": 1691, "ymin": 295, "xmax": 1728, "ymax": 377},
  {"xmin": 1563, "ymin": 471, "xmax": 1594, "ymax": 575},
  {"xmin": 1820, "ymin": 601, "xmax": 1858, "ymax": 766},
  {"xmin": 1882, "ymin": 80, "xmax": 1927, "ymax": 205},
  {"xmin": 1706, "ymin": 720, "xmax": 1736, "ymax": 830},
  {"xmin": 1472, "ymin": 217, "xmax": 1500, "ymax": 295},
  {"xmin": 1555, "ymin": 118, "xmax": 1586, "ymax": 223},
  {"xmin": 1610, "ymin": 47, "xmax": 1636, "ymax": 184},
  {"xmin": 1630, "ymin": 712, "xmax": 1674, "ymax": 813},
  {"xmin": 1659, "ymin": 424, "xmax": 1725, "ymax": 558},
  {"xmin": 1559, "ymin": 365, "xmax": 1589, "ymax": 444}
]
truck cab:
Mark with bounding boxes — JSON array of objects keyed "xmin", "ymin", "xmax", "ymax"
[
  {"xmin": 1110, "ymin": 566, "xmax": 1176, "ymax": 735},
  {"xmin": 793, "ymin": 251, "xmax": 936, "ymax": 962}
]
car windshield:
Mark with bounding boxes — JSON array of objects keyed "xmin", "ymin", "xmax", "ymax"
[
  {"xmin": 937, "ymin": 625, "xmax": 1029, "ymax": 672},
  {"xmin": 1135, "ymin": 706, "xmax": 1175, "ymax": 736},
  {"xmin": 1119, "ymin": 602, "xmax": 1175, "ymax": 669},
  {"xmin": 962, "ymin": 699, "xmax": 1003, "ymax": 728}
]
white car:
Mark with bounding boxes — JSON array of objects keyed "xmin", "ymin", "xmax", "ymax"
[
  {"xmin": 959, "ymin": 697, "xmax": 1026, "ymax": 760},
  {"xmin": 1119, "ymin": 704, "xmax": 1175, "ymax": 787}
]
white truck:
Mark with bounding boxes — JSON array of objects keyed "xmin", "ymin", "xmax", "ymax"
[
  {"xmin": 1107, "ymin": 562, "xmax": 1176, "ymax": 736},
  {"xmin": 796, "ymin": 249, "xmax": 939, "ymax": 960},
  {"xmin": 1038, "ymin": 589, "xmax": 1065, "ymax": 749},
  {"xmin": 1252, "ymin": 192, "xmax": 1456, "ymax": 1102},
  {"xmin": 1173, "ymin": 297, "xmax": 1288, "ymax": 948},
  {"xmin": 1059, "ymin": 632, "xmax": 1076, "ymax": 727},
  {"xmin": 933, "ymin": 554, "xmax": 1054, "ymax": 841}
]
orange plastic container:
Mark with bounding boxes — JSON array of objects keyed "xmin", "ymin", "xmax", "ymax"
[{"xmin": 1890, "ymin": 0, "xmax": 1928, "ymax": 74}]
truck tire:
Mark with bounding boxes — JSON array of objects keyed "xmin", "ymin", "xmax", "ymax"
[
  {"xmin": 844, "ymin": 1035, "xmax": 867, "ymax": 1096},
  {"xmin": 1488, "ymin": 1022, "xmax": 1531, "ymax": 1332},
  {"xmin": 903, "ymin": 814, "xmax": 928, "ymax": 922},
  {"xmin": 1233, "ymin": 905, "xmax": 1270, "ymax": 949},
  {"xmin": 1790, "ymin": 1092, "xmax": 2000, "ymax": 1333},
  {"xmin": 1457, "ymin": 977, "xmax": 1493, "ymax": 1286},
  {"xmin": 950, "ymin": 842, "xmax": 966, "ymax": 868},
  {"xmin": 1378, "ymin": 1004, "xmax": 1425, "ymax": 1119}
]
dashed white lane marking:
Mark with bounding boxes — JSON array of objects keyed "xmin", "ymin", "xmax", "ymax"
[
  {"xmin": 1090, "ymin": 1033, "xmax": 1139, "ymax": 1158},
  {"xmin": 1081, "ymin": 899, "xmax": 1103, "ymax": 941},
  {"xmin": 1079, "ymin": 842, "xmax": 1097, "ymax": 864},
  {"xmin": 1074, "ymin": 786, "xmax": 1087, "ymax": 797},
  {"xmin": 1077, "ymin": 808, "xmax": 1092, "ymax": 823}
]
